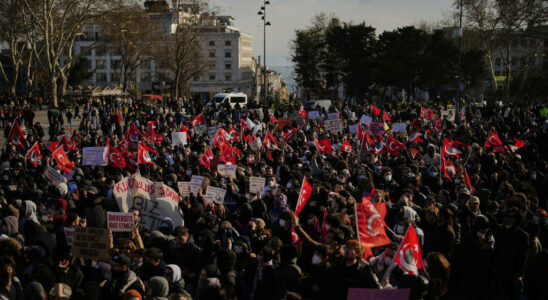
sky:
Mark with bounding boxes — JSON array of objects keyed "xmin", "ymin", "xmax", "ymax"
[{"xmin": 209, "ymin": 0, "xmax": 456, "ymax": 66}]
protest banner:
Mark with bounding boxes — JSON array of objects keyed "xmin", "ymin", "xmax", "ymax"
[
  {"xmin": 327, "ymin": 112, "xmax": 339, "ymax": 120},
  {"xmin": 82, "ymin": 147, "xmax": 108, "ymax": 166},
  {"xmin": 107, "ymin": 212, "xmax": 135, "ymax": 232},
  {"xmin": 360, "ymin": 114, "xmax": 373, "ymax": 125},
  {"xmin": 308, "ymin": 111, "xmax": 321, "ymax": 119},
  {"xmin": 190, "ymin": 175, "xmax": 205, "ymax": 195},
  {"xmin": 194, "ymin": 125, "xmax": 207, "ymax": 136},
  {"xmin": 72, "ymin": 227, "xmax": 110, "ymax": 261},
  {"xmin": 171, "ymin": 132, "xmax": 187, "ymax": 146},
  {"xmin": 178, "ymin": 181, "xmax": 191, "ymax": 198},
  {"xmin": 249, "ymin": 176, "xmax": 266, "ymax": 194},
  {"xmin": 217, "ymin": 164, "xmax": 237, "ymax": 178},
  {"xmin": 63, "ymin": 227, "xmax": 75, "ymax": 246},
  {"xmin": 44, "ymin": 167, "xmax": 65, "ymax": 186},
  {"xmin": 324, "ymin": 119, "xmax": 343, "ymax": 133},
  {"xmin": 347, "ymin": 288, "xmax": 410, "ymax": 300},
  {"xmin": 369, "ymin": 122, "xmax": 385, "ymax": 135},
  {"xmin": 393, "ymin": 123, "xmax": 407, "ymax": 133},
  {"xmin": 349, "ymin": 124, "xmax": 358, "ymax": 134},
  {"xmin": 205, "ymin": 186, "xmax": 226, "ymax": 204},
  {"xmin": 113, "ymin": 173, "xmax": 182, "ymax": 230}
]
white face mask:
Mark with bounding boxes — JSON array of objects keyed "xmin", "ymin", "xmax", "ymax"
[
  {"xmin": 454, "ymin": 179, "xmax": 461, "ymax": 184},
  {"xmin": 186, "ymin": 170, "xmax": 192, "ymax": 176},
  {"xmin": 311, "ymin": 254, "xmax": 322, "ymax": 265},
  {"xmin": 477, "ymin": 231, "xmax": 484, "ymax": 239},
  {"xmin": 325, "ymin": 224, "xmax": 331, "ymax": 231},
  {"xmin": 286, "ymin": 182, "xmax": 292, "ymax": 189},
  {"xmin": 167, "ymin": 181, "xmax": 173, "ymax": 186},
  {"xmin": 269, "ymin": 181, "xmax": 275, "ymax": 187},
  {"xmin": 384, "ymin": 175, "xmax": 392, "ymax": 182},
  {"xmin": 279, "ymin": 219, "xmax": 286, "ymax": 227},
  {"xmin": 505, "ymin": 224, "xmax": 512, "ymax": 229}
]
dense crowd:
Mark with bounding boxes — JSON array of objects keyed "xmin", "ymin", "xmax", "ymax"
[{"xmin": 0, "ymin": 95, "xmax": 547, "ymax": 300}]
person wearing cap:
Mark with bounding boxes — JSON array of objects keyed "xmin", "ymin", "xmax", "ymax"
[{"xmin": 101, "ymin": 254, "xmax": 145, "ymax": 300}]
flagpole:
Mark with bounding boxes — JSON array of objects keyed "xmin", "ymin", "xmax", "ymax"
[
  {"xmin": 353, "ymin": 201, "xmax": 362, "ymax": 251},
  {"xmin": 295, "ymin": 176, "xmax": 305, "ymax": 213}
]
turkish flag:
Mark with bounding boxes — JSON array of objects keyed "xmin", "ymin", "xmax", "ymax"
[
  {"xmin": 269, "ymin": 114, "xmax": 278, "ymax": 122},
  {"xmin": 370, "ymin": 105, "xmax": 381, "ymax": 116},
  {"xmin": 342, "ymin": 139, "xmax": 352, "ymax": 153},
  {"xmin": 264, "ymin": 129, "xmax": 278, "ymax": 149},
  {"xmin": 126, "ymin": 124, "xmax": 142, "ymax": 143},
  {"xmin": 441, "ymin": 138, "xmax": 467, "ymax": 158},
  {"xmin": 228, "ymin": 128, "xmax": 239, "ymax": 142},
  {"xmin": 394, "ymin": 225, "xmax": 425, "ymax": 275},
  {"xmin": 420, "ymin": 107, "xmax": 433, "ymax": 120},
  {"xmin": 220, "ymin": 144, "xmax": 239, "ymax": 164},
  {"xmin": 356, "ymin": 188, "xmax": 390, "ymax": 249},
  {"xmin": 321, "ymin": 208, "xmax": 329, "ymax": 243},
  {"xmin": 212, "ymin": 128, "xmax": 229, "ymax": 150},
  {"xmin": 137, "ymin": 142, "xmax": 157, "ymax": 164},
  {"xmin": 385, "ymin": 136, "xmax": 404, "ymax": 156},
  {"xmin": 107, "ymin": 146, "xmax": 126, "ymax": 168},
  {"xmin": 315, "ymin": 139, "xmax": 332, "ymax": 154},
  {"xmin": 8, "ymin": 121, "xmax": 26, "ymax": 150},
  {"xmin": 146, "ymin": 121, "xmax": 163, "ymax": 144},
  {"xmin": 295, "ymin": 177, "xmax": 313, "ymax": 216},
  {"xmin": 464, "ymin": 170, "xmax": 475, "ymax": 193},
  {"xmin": 407, "ymin": 131, "xmax": 424, "ymax": 143},
  {"xmin": 484, "ymin": 132, "xmax": 503, "ymax": 148},
  {"xmin": 357, "ymin": 123, "xmax": 365, "ymax": 142},
  {"xmin": 200, "ymin": 147, "xmax": 214, "ymax": 169},
  {"xmin": 509, "ymin": 138, "xmax": 526, "ymax": 152},
  {"xmin": 190, "ymin": 113, "xmax": 203, "ymax": 126},
  {"xmin": 52, "ymin": 146, "xmax": 74, "ymax": 173},
  {"xmin": 441, "ymin": 154, "xmax": 457, "ymax": 181},
  {"xmin": 27, "ymin": 142, "xmax": 42, "ymax": 167},
  {"xmin": 298, "ymin": 105, "xmax": 307, "ymax": 119},
  {"xmin": 433, "ymin": 115, "xmax": 442, "ymax": 131},
  {"xmin": 409, "ymin": 148, "xmax": 419, "ymax": 159},
  {"xmin": 382, "ymin": 111, "xmax": 391, "ymax": 122}
]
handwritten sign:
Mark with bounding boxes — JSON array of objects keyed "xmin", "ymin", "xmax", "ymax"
[
  {"xmin": 171, "ymin": 132, "xmax": 187, "ymax": 146},
  {"xmin": 360, "ymin": 114, "xmax": 373, "ymax": 125},
  {"xmin": 308, "ymin": 111, "xmax": 320, "ymax": 119},
  {"xmin": 349, "ymin": 124, "xmax": 358, "ymax": 134},
  {"xmin": 178, "ymin": 181, "xmax": 191, "ymax": 198},
  {"xmin": 63, "ymin": 227, "xmax": 75, "ymax": 247},
  {"xmin": 249, "ymin": 176, "xmax": 266, "ymax": 194},
  {"xmin": 327, "ymin": 113, "xmax": 339, "ymax": 120},
  {"xmin": 393, "ymin": 123, "xmax": 407, "ymax": 133},
  {"xmin": 113, "ymin": 173, "xmax": 182, "ymax": 230},
  {"xmin": 194, "ymin": 125, "xmax": 207, "ymax": 136},
  {"xmin": 217, "ymin": 164, "xmax": 237, "ymax": 178},
  {"xmin": 369, "ymin": 122, "xmax": 385, "ymax": 135},
  {"xmin": 190, "ymin": 175, "xmax": 205, "ymax": 195},
  {"xmin": 44, "ymin": 167, "xmax": 65, "ymax": 186},
  {"xmin": 205, "ymin": 186, "xmax": 226, "ymax": 204},
  {"xmin": 347, "ymin": 288, "xmax": 410, "ymax": 300},
  {"xmin": 324, "ymin": 119, "xmax": 343, "ymax": 133},
  {"xmin": 82, "ymin": 147, "xmax": 108, "ymax": 166},
  {"xmin": 72, "ymin": 227, "xmax": 110, "ymax": 261},
  {"xmin": 107, "ymin": 212, "xmax": 135, "ymax": 232}
]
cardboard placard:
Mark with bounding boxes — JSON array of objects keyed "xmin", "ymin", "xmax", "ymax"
[
  {"xmin": 393, "ymin": 123, "xmax": 407, "ymax": 133},
  {"xmin": 171, "ymin": 132, "xmax": 188, "ymax": 146},
  {"xmin": 327, "ymin": 113, "xmax": 339, "ymax": 120},
  {"xmin": 217, "ymin": 164, "xmax": 237, "ymax": 178},
  {"xmin": 360, "ymin": 114, "xmax": 373, "ymax": 125},
  {"xmin": 369, "ymin": 122, "xmax": 385, "ymax": 135},
  {"xmin": 178, "ymin": 181, "xmax": 191, "ymax": 198},
  {"xmin": 347, "ymin": 288, "xmax": 410, "ymax": 300},
  {"xmin": 107, "ymin": 212, "xmax": 135, "ymax": 232},
  {"xmin": 208, "ymin": 126, "xmax": 222, "ymax": 143},
  {"xmin": 44, "ymin": 167, "xmax": 65, "ymax": 186},
  {"xmin": 249, "ymin": 176, "xmax": 266, "ymax": 194},
  {"xmin": 349, "ymin": 124, "xmax": 358, "ymax": 134},
  {"xmin": 113, "ymin": 173, "xmax": 182, "ymax": 230},
  {"xmin": 82, "ymin": 147, "xmax": 108, "ymax": 166},
  {"xmin": 307, "ymin": 111, "xmax": 320, "ymax": 119},
  {"xmin": 250, "ymin": 137, "xmax": 262, "ymax": 151},
  {"xmin": 205, "ymin": 186, "xmax": 226, "ymax": 204},
  {"xmin": 194, "ymin": 125, "xmax": 207, "ymax": 136},
  {"xmin": 72, "ymin": 227, "xmax": 110, "ymax": 261},
  {"xmin": 190, "ymin": 175, "xmax": 205, "ymax": 195},
  {"xmin": 63, "ymin": 227, "xmax": 75, "ymax": 246},
  {"xmin": 324, "ymin": 119, "xmax": 343, "ymax": 133}
]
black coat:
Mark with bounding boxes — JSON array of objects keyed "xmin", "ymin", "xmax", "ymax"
[
  {"xmin": 333, "ymin": 262, "xmax": 381, "ymax": 300},
  {"xmin": 494, "ymin": 225, "xmax": 529, "ymax": 280}
]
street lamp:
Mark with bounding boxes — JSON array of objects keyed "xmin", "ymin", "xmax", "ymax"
[
  {"xmin": 258, "ymin": 0, "xmax": 271, "ymax": 107},
  {"xmin": 455, "ymin": 0, "xmax": 463, "ymax": 124}
]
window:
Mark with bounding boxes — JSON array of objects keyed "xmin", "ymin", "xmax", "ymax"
[
  {"xmin": 225, "ymin": 51, "xmax": 231, "ymax": 58},
  {"xmin": 193, "ymin": 76, "xmax": 199, "ymax": 81},
  {"xmin": 95, "ymin": 59, "xmax": 107, "ymax": 69},
  {"xmin": 95, "ymin": 47, "xmax": 106, "ymax": 56},
  {"xmin": 209, "ymin": 40, "xmax": 215, "ymax": 46},
  {"xmin": 209, "ymin": 74, "xmax": 216, "ymax": 80},
  {"xmin": 96, "ymin": 72, "xmax": 107, "ymax": 82},
  {"xmin": 110, "ymin": 73, "xmax": 120, "ymax": 83},
  {"xmin": 225, "ymin": 40, "xmax": 231, "ymax": 46},
  {"xmin": 209, "ymin": 63, "xmax": 216, "ymax": 70},
  {"xmin": 209, "ymin": 50, "xmax": 215, "ymax": 58},
  {"xmin": 224, "ymin": 74, "xmax": 232, "ymax": 81},
  {"xmin": 224, "ymin": 64, "xmax": 231, "ymax": 70},
  {"xmin": 495, "ymin": 58, "xmax": 501, "ymax": 67},
  {"xmin": 111, "ymin": 59, "xmax": 121, "ymax": 69},
  {"xmin": 520, "ymin": 57, "xmax": 526, "ymax": 66}
]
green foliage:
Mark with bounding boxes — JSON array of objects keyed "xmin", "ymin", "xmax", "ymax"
[{"xmin": 67, "ymin": 57, "xmax": 93, "ymax": 87}]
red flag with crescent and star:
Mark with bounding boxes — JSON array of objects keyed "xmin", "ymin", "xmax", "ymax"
[
  {"xmin": 107, "ymin": 146, "xmax": 126, "ymax": 168},
  {"xmin": 394, "ymin": 225, "xmax": 425, "ymax": 275},
  {"xmin": 370, "ymin": 105, "xmax": 381, "ymax": 116},
  {"xmin": 484, "ymin": 132, "xmax": 504, "ymax": 148},
  {"xmin": 342, "ymin": 139, "xmax": 352, "ymax": 153},
  {"xmin": 385, "ymin": 135, "xmax": 404, "ymax": 156},
  {"xmin": 420, "ymin": 107, "xmax": 434, "ymax": 120},
  {"xmin": 295, "ymin": 177, "xmax": 313, "ymax": 216},
  {"xmin": 52, "ymin": 146, "xmax": 74, "ymax": 173},
  {"xmin": 190, "ymin": 113, "xmax": 203, "ymax": 126},
  {"xmin": 27, "ymin": 142, "xmax": 42, "ymax": 167},
  {"xmin": 8, "ymin": 121, "xmax": 26, "ymax": 150},
  {"xmin": 356, "ymin": 188, "xmax": 390, "ymax": 249},
  {"xmin": 137, "ymin": 142, "xmax": 157, "ymax": 164}
]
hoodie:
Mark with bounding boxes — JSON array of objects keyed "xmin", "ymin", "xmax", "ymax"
[
  {"xmin": 147, "ymin": 276, "xmax": 169, "ymax": 300},
  {"xmin": 20, "ymin": 200, "xmax": 39, "ymax": 229},
  {"xmin": 165, "ymin": 264, "xmax": 186, "ymax": 294}
]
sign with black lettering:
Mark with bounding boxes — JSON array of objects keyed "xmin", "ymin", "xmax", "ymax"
[
  {"xmin": 107, "ymin": 212, "xmax": 135, "ymax": 232},
  {"xmin": 72, "ymin": 227, "xmax": 109, "ymax": 261}
]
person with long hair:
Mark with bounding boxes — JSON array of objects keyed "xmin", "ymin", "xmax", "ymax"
[{"xmin": 425, "ymin": 252, "xmax": 451, "ymax": 300}]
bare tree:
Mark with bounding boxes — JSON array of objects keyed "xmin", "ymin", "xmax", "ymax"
[{"xmin": 22, "ymin": 0, "xmax": 112, "ymax": 107}]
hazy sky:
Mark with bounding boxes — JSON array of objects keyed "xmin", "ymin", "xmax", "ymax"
[{"xmin": 209, "ymin": 0, "xmax": 455, "ymax": 66}]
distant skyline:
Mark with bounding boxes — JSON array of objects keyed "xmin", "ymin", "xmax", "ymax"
[{"xmin": 210, "ymin": 0, "xmax": 455, "ymax": 66}]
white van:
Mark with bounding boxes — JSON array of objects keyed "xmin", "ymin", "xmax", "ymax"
[
  {"xmin": 304, "ymin": 99, "xmax": 333, "ymax": 111},
  {"xmin": 210, "ymin": 92, "xmax": 248, "ymax": 109}
]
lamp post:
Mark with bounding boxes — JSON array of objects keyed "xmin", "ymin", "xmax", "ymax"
[
  {"xmin": 455, "ymin": 0, "xmax": 463, "ymax": 124},
  {"xmin": 258, "ymin": 1, "xmax": 271, "ymax": 107}
]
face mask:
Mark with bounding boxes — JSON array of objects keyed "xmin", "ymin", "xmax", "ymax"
[
  {"xmin": 505, "ymin": 224, "xmax": 512, "ymax": 229},
  {"xmin": 374, "ymin": 165, "xmax": 382, "ymax": 172},
  {"xmin": 477, "ymin": 231, "xmax": 484, "ymax": 239},
  {"xmin": 2, "ymin": 175, "xmax": 8, "ymax": 181},
  {"xmin": 75, "ymin": 175, "xmax": 82, "ymax": 181},
  {"xmin": 454, "ymin": 179, "xmax": 461, "ymax": 184},
  {"xmin": 186, "ymin": 170, "xmax": 192, "ymax": 176},
  {"xmin": 234, "ymin": 245, "xmax": 243, "ymax": 254},
  {"xmin": 311, "ymin": 254, "xmax": 322, "ymax": 265},
  {"xmin": 429, "ymin": 171, "xmax": 438, "ymax": 177},
  {"xmin": 167, "ymin": 181, "xmax": 173, "ymax": 186},
  {"xmin": 325, "ymin": 224, "xmax": 331, "ymax": 231},
  {"xmin": 286, "ymin": 182, "xmax": 292, "ymax": 189},
  {"xmin": 384, "ymin": 175, "xmax": 392, "ymax": 182},
  {"xmin": 533, "ymin": 216, "xmax": 540, "ymax": 223},
  {"xmin": 279, "ymin": 219, "xmax": 286, "ymax": 227},
  {"xmin": 269, "ymin": 181, "xmax": 275, "ymax": 187}
]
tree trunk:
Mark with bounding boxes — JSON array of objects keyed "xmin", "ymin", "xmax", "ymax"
[
  {"xmin": 60, "ymin": 73, "xmax": 68, "ymax": 101},
  {"xmin": 174, "ymin": 69, "xmax": 181, "ymax": 98},
  {"xmin": 50, "ymin": 77, "xmax": 58, "ymax": 107}
]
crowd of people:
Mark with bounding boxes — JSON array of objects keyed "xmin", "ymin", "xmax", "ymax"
[{"xmin": 0, "ymin": 95, "xmax": 547, "ymax": 300}]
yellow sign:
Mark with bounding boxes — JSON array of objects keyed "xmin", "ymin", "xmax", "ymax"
[{"xmin": 495, "ymin": 76, "xmax": 507, "ymax": 82}]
